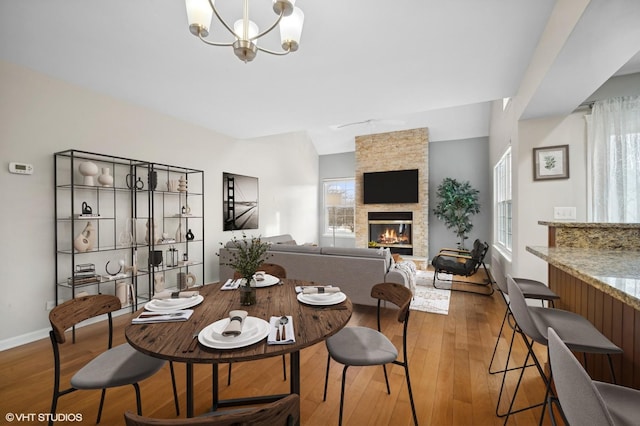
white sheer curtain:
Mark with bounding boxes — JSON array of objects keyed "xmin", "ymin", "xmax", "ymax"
[{"xmin": 587, "ymin": 95, "xmax": 640, "ymax": 222}]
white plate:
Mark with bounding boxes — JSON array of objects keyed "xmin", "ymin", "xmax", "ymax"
[
  {"xmin": 198, "ymin": 317, "xmax": 270, "ymax": 349},
  {"xmin": 297, "ymin": 292, "xmax": 347, "ymax": 306},
  {"xmin": 144, "ymin": 295, "xmax": 204, "ymax": 312},
  {"xmin": 254, "ymin": 274, "xmax": 280, "ymax": 288}
]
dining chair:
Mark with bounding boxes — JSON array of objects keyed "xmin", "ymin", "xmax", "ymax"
[
  {"xmin": 500, "ymin": 276, "xmax": 622, "ymax": 424},
  {"xmin": 228, "ymin": 263, "xmax": 288, "ymax": 385},
  {"xmin": 123, "ymin": 393, "xmax": 300, "ymax": 426},
  {"xmin": 488, "ymin": 272, "xmax": 559, "ymax": 380},
  {"xmin": 323, "ymin": 282, "xmax": 418, "ymax": 426},
  {"xmin": 49, "ymin": 294, "xmax": 179, "ymax": 426},
  {"xmin": 547, "ymin": 327, "xmax": 640, "ymax": 426}
]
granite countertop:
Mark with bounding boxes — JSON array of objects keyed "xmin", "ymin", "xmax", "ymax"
[
  {"xmin": 527, "ymin": 246, "xmax": 640, "ymax": 310},
  {"xmin": 538, "ymin": 221, "xmax": 640, "ymax": 229}
]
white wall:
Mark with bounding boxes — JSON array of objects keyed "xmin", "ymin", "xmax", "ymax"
[
  {"xmin": 515, "ymin": 112, "xmax": 588, "ymax": 283},
  {"xmin": 0, "ymin": 61, "xmax": 318, "ymax": 349}
]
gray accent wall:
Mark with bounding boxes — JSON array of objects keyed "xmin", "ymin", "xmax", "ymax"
[{"xmin": 428, "ymin": 137, "xmax": 491, "ymax": 259}]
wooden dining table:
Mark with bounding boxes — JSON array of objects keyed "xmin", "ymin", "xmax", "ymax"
[{"xmin": 125, "ymin": 278, "xmax": 353, "ymax": 418}]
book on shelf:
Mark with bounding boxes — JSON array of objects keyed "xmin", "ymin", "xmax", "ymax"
[{"xmin": 67, "ymin": 275, "xmax": 101, "ymax": 286}]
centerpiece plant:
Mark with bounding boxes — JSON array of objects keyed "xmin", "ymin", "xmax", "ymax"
[{"xmin": 221, "ymin": 233, "xmax": 271, "ymax": 305}]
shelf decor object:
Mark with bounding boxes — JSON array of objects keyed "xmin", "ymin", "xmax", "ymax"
[
  {"xmin": 185, "ymin": 0, "xmax": 304, "ymax": 63},
  {"xmin": 78, "ymin": 161, "xmax": 99, "ymax": 186}
]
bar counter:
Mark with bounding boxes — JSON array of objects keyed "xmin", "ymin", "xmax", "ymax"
[{"xmin": 527, "ymin": 221, "xmax": 640, "ymax": 389}]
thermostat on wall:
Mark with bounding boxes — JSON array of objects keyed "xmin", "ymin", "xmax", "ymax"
[{"xmin": 9, "ymin": 162, "xmax": 34, "ymax": 175}]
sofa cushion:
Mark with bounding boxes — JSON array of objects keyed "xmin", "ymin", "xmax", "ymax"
[
  {"xmin": 225, "ymin": 234, "xmax": 294, "ymax": 248},
  {"xmin": 268, "ymin": 244, "xmax": 321, "ymax": 254}
]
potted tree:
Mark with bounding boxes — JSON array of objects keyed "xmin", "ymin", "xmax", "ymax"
[{"xmin": 433, "ymin": 178, "xmax": 480, "ymax": 249}]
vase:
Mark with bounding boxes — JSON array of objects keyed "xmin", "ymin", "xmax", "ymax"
[
  {"xmin": 186, "ymin": 228, "xmax": 195, "ymax": 241},
  {"xmin": 78, "ymin": 161, "xmax": 99, "ymax": 186},
  {"xmin": 97, "ymin": 167, "xmax": 113, "ymax": 187},
  {"xmin": 148, "ymin": 171, "xmax": 157, "ymax": 191},
  {"xmin": 74, "ymin": 221, "xmax": 96, "ymax": 252},
  {"xmin": 239, "ymin": 277, "xmax": 257, "ymax": 305}
]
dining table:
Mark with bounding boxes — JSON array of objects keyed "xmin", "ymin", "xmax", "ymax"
[{"xmin": 125, "ymin": 278, "xmax": 353, "ymax": 418}]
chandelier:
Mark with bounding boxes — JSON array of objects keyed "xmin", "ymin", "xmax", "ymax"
[{"xmin": 185, "ymin": 0, "xmax": 304, "ymax": 63}]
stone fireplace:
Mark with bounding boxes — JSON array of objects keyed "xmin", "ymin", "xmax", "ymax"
[
  {"xmin": 368, "ymin": 212, "xmax": 413, "ymax": 254},
  {"xmin": 355, "ymin": 128, "xmax": 428, "ymax": 257}
]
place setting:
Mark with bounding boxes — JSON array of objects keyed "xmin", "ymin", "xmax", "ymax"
[
  {"xmin": 220, "ymin": 271, "xmax": 281, "ymax": 290},
  {"xmin": 295, "ymin": 285, "xmax": 347, "ymax": 307},
  {"xmin": 132, "ymin": 290, "xmax": 202, "ymax": 324}
]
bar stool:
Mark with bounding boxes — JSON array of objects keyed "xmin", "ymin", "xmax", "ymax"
[
  {"xmin": 501, "ymin": 275, "xmax": 622, "ymax": 425},
  {"xmin": 489, "ymin": 276, "xmax": 560, "ymax": 375}
]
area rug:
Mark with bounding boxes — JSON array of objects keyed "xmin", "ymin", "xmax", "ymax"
[{"xmin": 409, "ymin": 270, "xmax": 452, "ymax": 315}]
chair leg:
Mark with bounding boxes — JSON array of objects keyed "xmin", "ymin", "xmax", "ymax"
[
  {"xmin": 339, "ymin": 365, "xmax": 350, "ymax": 426},
  {"xmin": 133, "ymin": 382, "xmax": 143, "ymax": 415},
  {"xmin": 403, "ymin": 362, "xmax": 419, "ymax": 426},
  {"xmin": 96, "ymin": 388, "xmax": 107, "ymax": 424},
  {"xmin": 382, "ymin": 364, "xmax": 391, "ymax": 394},
  {"xmin": 169, "ymin": 361, "xmax": 180, "ymax": 415},
  {"xmin": 488, "ymin": 307, "xmax": 509, "ymax": 374},
  {"xmin": 282, "ymin": 354, "xmax": 287, "ymax": 381},
  {"xmin": 323, "ymin": 353, "xmax": 331, "ymax": 401}
]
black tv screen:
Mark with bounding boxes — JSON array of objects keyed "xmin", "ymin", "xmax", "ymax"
[{"xmin": 363, "ymin": 169, "xmax": 419, "ymax": 204}]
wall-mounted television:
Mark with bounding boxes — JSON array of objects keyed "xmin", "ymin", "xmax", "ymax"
[{"xmin": 363, "ymin": 169, "xmax": 419, "ymax": 204}]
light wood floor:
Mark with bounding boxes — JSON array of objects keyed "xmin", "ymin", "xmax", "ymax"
[{"xmin": 0, "ymin": 272, "xmax": 554, "ymax": 425}]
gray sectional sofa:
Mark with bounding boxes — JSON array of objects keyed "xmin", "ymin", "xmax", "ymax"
[{"xmin": 218, "ymin": 234, "xmax": 416, "ymax": 306}]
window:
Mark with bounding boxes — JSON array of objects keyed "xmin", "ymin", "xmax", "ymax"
[
  {"xmin": 588, "ymin": 95, "xmax": 640, "ymax": 222},
  {"xmin": 323, "ymin": 178, "xmax": 355, "ymax": 236},
  {"xmin": 494, "ymin": 147, "xmax": 512, "ymax": 252}
]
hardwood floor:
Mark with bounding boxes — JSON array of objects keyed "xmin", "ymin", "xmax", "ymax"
[{"xmin": 0, "ymin": 273, "xmax": 554, "ymax": 425}]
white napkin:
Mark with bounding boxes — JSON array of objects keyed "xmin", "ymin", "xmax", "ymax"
[
  {"xmin": 153, "ymin": 290, "xmax": 199, "ymax": 300},
  {"xmin": 221, "ymin": 310, "xmax": 248, "ymax": 336},
  {"xmin": 298, "ymin": 286, "xmax": 341, "ymax": 295},
  {"xmin": 268, "ymin": 316, "xmax": 295, "ymax": 345},
  {"xmin": 221, "ymin": 279, "xmax": 241, "ymax": 290},
  {"xmin": 132, "ymin": 309, "xmax": 193, "ymax": 324}
]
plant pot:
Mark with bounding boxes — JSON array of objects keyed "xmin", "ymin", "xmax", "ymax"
[{"xmin": 239, "ymin": 285, "xmax": 257, "ymax": 306}]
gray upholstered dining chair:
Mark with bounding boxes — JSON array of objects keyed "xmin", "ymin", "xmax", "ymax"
[
  {"xmin": 124, "ymin": 393, "xmax": 300, "ymax": 426},
  {"xmin": 501, "ymin": 276, "xmax": 622, "ymax": 424},
  {"xmin": 49, "ymin": 294, "xmax": 179, "ymax": 426},
  {"xmin": 547, "ymin": 327, "xmax": 640, "ymax": 426},
  {"xmin": 323, "ymin": 282, "xmax": 418, "ymax": 426},
  {"xmin": 228, "ymin": 263, "xmax": 288, "ymax": 384}
]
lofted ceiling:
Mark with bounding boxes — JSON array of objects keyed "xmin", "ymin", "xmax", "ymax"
[{"xmin": 1, "ymin": 1, "xmax": 638, "ymax": 155}]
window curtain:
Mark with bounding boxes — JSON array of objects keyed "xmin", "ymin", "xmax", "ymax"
[{"xmin": 587, "ymin": 95, "xmax": 640, "ymax": 222}]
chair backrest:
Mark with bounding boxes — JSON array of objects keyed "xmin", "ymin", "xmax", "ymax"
[
  {"xmin": 547, "ymin": 327, "xmax": 615, "ymax": 426},
  {"xmin": 466, "ymin": 240, "xmax": 489, "ymax": 273},
  {"xmin": 506, "ymin": 276, "xmax": 545, "ymax": 343},
  {"xmin": 123, "ymin": 393, "xmax": 300, "ymax": 426},
  {"xmin": 49, "ymin": 294, "xmax": 121, "ymax": 344},
  {"xmin": 258, "ymin": 263, "xmax": 287, "ymax": 279},
  {"xmin": 232, "ymin": 263, "xmax": 287, "ymax": 280},
  {"xmin": 371, "ymin": 282, "xmax": 413, "ymax": 323}
]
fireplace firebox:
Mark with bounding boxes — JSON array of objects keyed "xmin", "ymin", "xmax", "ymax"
[{"xmin": 368, "ymin": 212, "xmax": 413, "ymax": 255}]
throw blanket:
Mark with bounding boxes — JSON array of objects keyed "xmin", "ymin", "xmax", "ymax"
[{"xmin": 394, "ymin": 261, "xmax": 417, "ymax": 294}]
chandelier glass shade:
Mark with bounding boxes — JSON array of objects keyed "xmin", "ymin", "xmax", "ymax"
[{"xmin": 185, "ymin": 0, "xmax": 304, "ymax": 62}]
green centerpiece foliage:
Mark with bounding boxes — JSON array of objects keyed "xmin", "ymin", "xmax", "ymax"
[
  {"xmin": 433, "ymin": 178, "xmax": 481, "ymax": 249},
  {"xmin": 221, "ymin": 233, "xmax": 271, "ymax": 284}
]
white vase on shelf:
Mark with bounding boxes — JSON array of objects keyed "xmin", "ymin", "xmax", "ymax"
[
  {"xmin": 78, "ymin": 161, "xmax": 99, "ymax": 186},
  {"xmin": 97, "ymin": 167, "xmax": 113, "ymax": 187},
  {"xmin": 74, "ymin": 221, "xmax": 96, "ymax": 252}
]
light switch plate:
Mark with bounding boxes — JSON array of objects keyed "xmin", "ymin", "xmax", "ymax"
[{"xmin": 553, "ymin": 207, "xmax": 576, "ymax": 220}]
